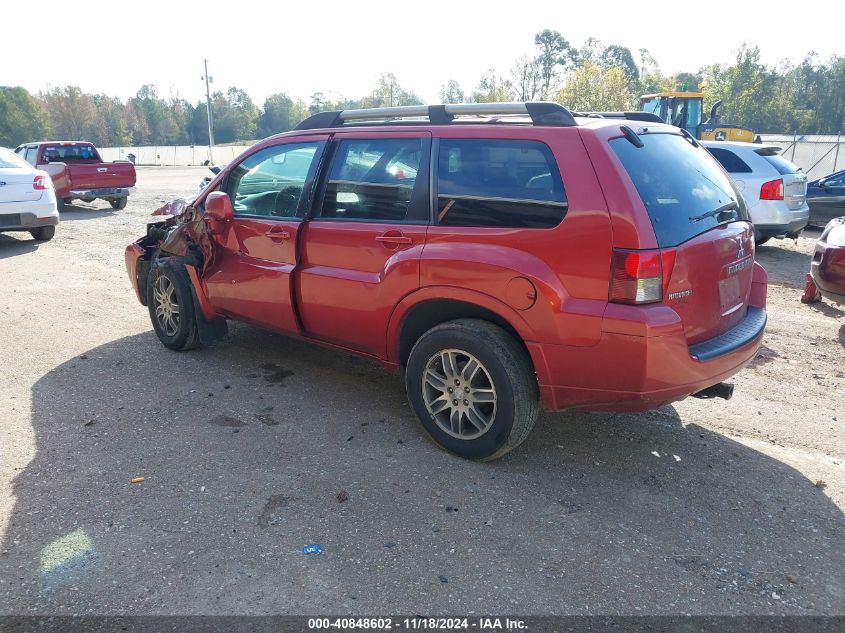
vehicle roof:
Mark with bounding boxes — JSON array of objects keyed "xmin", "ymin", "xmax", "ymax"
[{"xmin": 18, "ymin": 141, "xmax": 96, "ymax": 147}]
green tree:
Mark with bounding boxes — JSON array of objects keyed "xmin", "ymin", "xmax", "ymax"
[
  {"xmin": 259, "ymin": 92, "xmax": 305, "ymax": 137},
  {"xmin": 0, "ymin": 87, "xmax": 50, "ymax": 146},
  {"xmin": 534, "ymin": 29, "xmax": 575, "ymax": 98},
  {"xmin": 439, "ymin": 80, "xmax": 465, "ymax": 104},
  {"xmin": 557, "ymin": 63, "xmax": 636, "ymax": 111},
  {"xmin": 470, "ymin": 69, "xmax": 515, "ymax": 103}
]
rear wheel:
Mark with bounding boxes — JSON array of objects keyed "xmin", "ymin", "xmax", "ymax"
[
  {"xmin": 110, "ymin": 197, "xmax": 128, "ymax": 210},
  {"xmin": 405, "ymin": 319, "xmax": 540, "ymax": 460},
  {"xmin": 147, "ymin": 260, "xmax": 200, "ymax": 351},
  {"xmin": 56, "ymin": 198, "xmax": 67, "ymax": 212},
  {"xmin": 30, "ymin": 226, "xmax": 55, "ymax": 241}
]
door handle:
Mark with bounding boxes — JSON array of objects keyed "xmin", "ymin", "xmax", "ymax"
[
  {"xmin": 265, "ymin": 227, "xmax": 290, "ymax": 241},
  {"xmin": 375, "ymin": 231, "xmax": 412, "ymax": 245}
]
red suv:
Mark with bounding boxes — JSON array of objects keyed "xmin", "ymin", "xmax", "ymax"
[{"xmin": 125, "ymin": 102, "xmax": 767, "ymax": 460}]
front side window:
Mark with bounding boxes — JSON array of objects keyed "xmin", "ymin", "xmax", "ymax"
[
  {"xmin": 226, "ymin": 142, "xmax": 319, "ymax": 218},
  {"xmin": 436, "ymin": 139, "xmax": 567, "ymax": 228},
  {"xmin": 320, "ymin": 138, "xmax": 422, "ymax": 222}
]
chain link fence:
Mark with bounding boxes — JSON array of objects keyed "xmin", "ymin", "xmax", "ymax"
[{"xmin": 759, "ymin": 134, "xmax": 843, "ymax": 180}]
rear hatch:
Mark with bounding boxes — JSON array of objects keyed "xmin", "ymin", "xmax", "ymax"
[
  {"xmin": 0, "ymin": 168, "xmax": 41, "ymax": 204},
  {"xmin": 610, "ymin": 131, "xmax": 755, "ymax": 344},
  {"xmin": 756, "ymin": 147, "xmax": 807, "ymax": 209}
]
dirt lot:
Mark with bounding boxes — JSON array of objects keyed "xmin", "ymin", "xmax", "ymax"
[{"xmin": 1, "ymin": 167, "xmax": 843, "ymax": 615}]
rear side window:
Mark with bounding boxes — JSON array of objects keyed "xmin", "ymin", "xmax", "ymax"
[
  {"xmin": 611, "ymin": 132, "xmax": 749, "ymax": 247},
  {"xmin": 24, "ymin": 147, "xmax": 37, "ymax": 166},
  {"xmin": 436, "ymin": 139, "xmax": 567, "ymax": 228},
  {"xmin": 320, "ymin": 138, "xmax": 422, "ymax": 222},
  {"xmin": 758, "ymin": 152, "xmax": 800, "ymax": 175},
  {"xmin": 707, "ymin": 147, "xmax": 752, "ymax": 173}
]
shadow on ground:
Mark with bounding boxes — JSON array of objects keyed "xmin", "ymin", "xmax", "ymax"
[
  {"xmin": 2, "ymin": 325, "xmax": 843, "ymax": 615},
  {"xmin": 57, "ymin": 202, "xmax": 117, "ymax": 221},
  {"xmin": 0, "ymin": 234, "xmax": 40, "ymax": 259}
]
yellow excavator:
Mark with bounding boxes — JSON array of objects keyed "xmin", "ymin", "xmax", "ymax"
[{"xmin": 640, "ymin": 88, "xmax": 756, "ymax": 142}]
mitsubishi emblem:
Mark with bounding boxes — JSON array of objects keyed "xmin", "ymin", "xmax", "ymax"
[{"xmin": 737, "ymin": 238, "xmax": 745, "ymax": 259}]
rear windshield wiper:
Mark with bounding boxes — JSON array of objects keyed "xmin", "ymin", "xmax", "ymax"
[{"xmin": 689, "ymin": 200, "xmax": 739, "ymax": 223}]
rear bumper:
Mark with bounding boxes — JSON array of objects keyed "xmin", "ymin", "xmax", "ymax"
[
  {"xmin": 68, "ymin": 187, "xmax": 134, "ymax": 199},
  {"xmin": 530, "ymin": 265, "xmax": 768, "ymax": 412},
  {"xmin": 752, "ymin": 202, "xmax": 809, "ymax": 237},
  {"xmin": 810, "ymin": 240, "xmax": 845, "ymax": 304},
  {"xmin": 0, "ymin": 210, "xmax": 59, "ymax": 232}
]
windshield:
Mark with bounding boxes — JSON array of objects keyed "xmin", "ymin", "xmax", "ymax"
[
  {"xmin": 0, "ymin": 148, "xmax": 29, "ymax": 169},
  {"xmin": 41, "ymin": 144, "xmax": 100, "ymax": 163},
  {"xmin": 611, "ymin": 132, "xmax": 749, "ymax": 247}
]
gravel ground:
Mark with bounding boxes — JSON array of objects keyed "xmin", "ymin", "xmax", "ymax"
[{"xmin": 0, "ymin": 167, "xmax": 843, "ymax": 615}]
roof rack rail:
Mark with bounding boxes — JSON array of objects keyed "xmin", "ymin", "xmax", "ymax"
[
  {"xmin": 574, "ymin": 111, "xmax": 664, "ymax": 124},
  {"xmin": 295, "ymin": 101, "xmax": 577, "ymax": 130}
]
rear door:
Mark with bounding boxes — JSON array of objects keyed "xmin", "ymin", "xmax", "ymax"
[
  {"xmin": 203, "ymin": 137, "xmax": 328, "ymax": 333},
  {"xmin": 296, "ymin": 131, "xmax": 431, "ymax": 357},
  {"xmin": 610, "ymin": 131, "xmax": 756, "ymax": 344}
]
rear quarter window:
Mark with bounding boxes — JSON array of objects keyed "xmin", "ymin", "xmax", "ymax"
[
  {"xmin": 759, "ymin": 153, "xmax": 800, "ymax": 175},
  {"xmin": 611, "ymin": 132, "xmax": 749, "ymax": 247},
  {"xmin": 706, "ymin": 147, "xmax": 752, "ymax": 173},
  {"xmin": 436, "ymin": 139, "xmax": 567, "ymax": 228}
]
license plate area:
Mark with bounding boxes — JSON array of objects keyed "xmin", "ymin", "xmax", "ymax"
[
  {"xmin": 0, "ymin": 214, "xmax": 22, "ymax": 228},
  {"xmin": 719, "ymin": 255, "xmax": 752, "ymax": 315}
]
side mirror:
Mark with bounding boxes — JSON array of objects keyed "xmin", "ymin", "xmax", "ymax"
[{"xmin": 204, "ymin": 191, "xmax": 233, "ymax": 234}]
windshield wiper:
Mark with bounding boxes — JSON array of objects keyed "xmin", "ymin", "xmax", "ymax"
[{"xmin": 689, "ymin": 200, "xmax": 739, "ymax": 223}]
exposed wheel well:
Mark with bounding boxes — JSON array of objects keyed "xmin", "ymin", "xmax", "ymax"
[{"xmin": 397, "ymin": 299, "xmax": 529, "ymax": 368}]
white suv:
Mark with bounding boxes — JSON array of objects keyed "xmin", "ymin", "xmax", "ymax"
[{"xmin": 704, "ymin": 141, "xmax": 809, "ymax": 245}]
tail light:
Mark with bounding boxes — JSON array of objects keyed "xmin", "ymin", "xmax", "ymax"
[
  {"xmin": 33, "ymin": 175, "xmax": 51, "ymax": 190},
  {"xmin": 760, "ymin": 178, "xmax": 784, "ymax": 200},
  {"xmin": 609, "ymin": 248, "xmax": 676, "ymax": 305}
]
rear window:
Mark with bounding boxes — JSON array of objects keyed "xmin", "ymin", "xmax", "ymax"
[
  {"xmin": 436, "ymin": 139, "xmax": 567, "ymax": 228},
  {"xmin": 707, "ymin": 147, "xmax": 752, "ymax": 173},
  {"xmin": 41, "ymin": 144, "xmax": 99, "ymax": 163},
  {"xmin": 0, "ymin": 148, "xmax": 28, "ymax": 169},
  {"xmin": 611, "ymin": 132, "xmax": 749, "ymax": 247},
  {"xmin": 757, "ymin": 152, "xmax": 800, "ymax": 175}
]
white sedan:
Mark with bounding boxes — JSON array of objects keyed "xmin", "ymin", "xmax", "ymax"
[{"xmin": 0, "ymin": 147, "xmax": 59, "ymax": 241}]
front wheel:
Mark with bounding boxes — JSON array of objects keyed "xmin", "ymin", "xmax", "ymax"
[
  {"xmin": 146, "ymin": 260, "xmax": 200, "ymax": 351},
  {"xmin": 405, "ymin": 319, "xmax": 540, "ymax": 461},
  {"xmin": 110, "ymin": 197, "xmax": 128, "ymax": 210}
]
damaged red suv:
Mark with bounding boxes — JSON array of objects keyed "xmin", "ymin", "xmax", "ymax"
[{"xmin": 125, "ymin": 102, "xmax": 767, "ymax": 460}]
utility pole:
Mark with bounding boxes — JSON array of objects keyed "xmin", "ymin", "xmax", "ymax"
[{"xmin": 202, "ymin": 59, "xmax": 215, "ymax": 162}]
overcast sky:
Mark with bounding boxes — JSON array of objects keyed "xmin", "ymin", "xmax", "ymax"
[{"xmin": 5, "ymin": 0, "xmax": 843, "ymax": 105}]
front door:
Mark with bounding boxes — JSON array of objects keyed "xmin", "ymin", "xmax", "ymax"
[
  {"xmin": 297, "ymin": 132, "xmax": 431, "ymax": 357},
  {"xmin": 204, "ymin": 138, "xmax": 327, "ymax": 333}
]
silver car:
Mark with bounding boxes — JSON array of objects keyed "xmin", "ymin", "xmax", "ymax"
[
  {"xmin": 703, "ymin": 141, "xmax": 809, "ymax": 245},
  {"xmin": 0, "ymin": 147, "xmax": 59, "ymax": 241}
]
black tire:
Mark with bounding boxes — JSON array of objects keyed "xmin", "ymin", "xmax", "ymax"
[
  {"xmin": 30, "ymin": 225, "xmax": 55, "ymax": 241},
  {"xmin": 56, "ymin": 197, "xmax": 66, "ymax": 212},
  {"xmin": 110, "ymin": 197, "xmax": 128, "ymax": 210},
  {"xmin": 755, "ymin": 235, "xmax": 771, "ymax": 247},
  {"xmin": 405, "ymin": 319, "xmax": 540, "ymax": 461},
  {"xmin": 146, "ymin": 259, "xmax": 201, "ymax": 351}
]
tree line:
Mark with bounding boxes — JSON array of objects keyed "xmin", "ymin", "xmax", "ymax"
[{"xmin": 1, "ymin": 33, "xmax": 843, "ymax": 149}]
